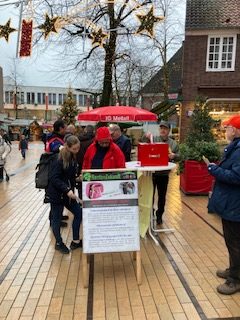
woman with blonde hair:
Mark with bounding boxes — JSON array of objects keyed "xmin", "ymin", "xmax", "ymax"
[{"xmin": 46, "ymin": 135, "xmax": 82, "ymax": 254}]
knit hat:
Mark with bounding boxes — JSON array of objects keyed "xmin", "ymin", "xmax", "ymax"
[
  {"xmin": 95, "ymin": 127, "xmax": 112, "ymax": 141},
  {"xmin": 222, "ymin": 115, "xmax": 240, "ymax": 129}
]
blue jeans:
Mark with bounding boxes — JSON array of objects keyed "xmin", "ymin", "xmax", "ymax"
[
  {"xmin": 21, "ymin": 149, "xmax": 26, "ymax": 158},
  {"xmin": 50, "ymin": 200, "xmax": 82, "ymax": 244}
]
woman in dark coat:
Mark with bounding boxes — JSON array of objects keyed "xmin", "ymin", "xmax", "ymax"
[
  {"xmin": 207, "ymin": 115, "xmax": 240, "ymax": 295},
  {"xmin": 47, "ymin": 135, "xmax": 82, "ymax": 254}
]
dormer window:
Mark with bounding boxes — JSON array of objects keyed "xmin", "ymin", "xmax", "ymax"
[{"xmin": 206, "ymin": 35, "xmax": 237, "ymax": 72}]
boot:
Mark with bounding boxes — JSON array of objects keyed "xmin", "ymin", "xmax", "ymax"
[{"xmin": 217, "ymin": 280, "xmax": 240, "ymax": 295}]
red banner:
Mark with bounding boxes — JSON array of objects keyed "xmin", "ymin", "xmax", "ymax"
[{"xmin": 19, "ymin": 19, "xmax": 33, "ymax": 57}]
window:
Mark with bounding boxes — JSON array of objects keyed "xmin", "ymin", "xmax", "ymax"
[
  {"xmin": 206, "ymin": 35, "xmax": 237, "ymax": 71},
  {"xmin": 27, "ymin": 92, "xmax": 35, "ymax": 104},
  {"xmin": 37, "ymin": 93, "xmax": 42, "ymax": 104},
  {"xmin": 5, "ymin": 91, "xmax": 10, "ymax": 103},
  {"xmin": 59, "ymin": 94, "xmax": 63, "ymax": 105},
  {"xmin": 20, "ymin": 92, "xmax": 24, "ymax": 104},
  {"xmin": 52, "ymin": 93, "xmax": 56, "ymax": 105},
  {"xmin": 48, "ymin": 93, "xmax": 52, "ymax": 105},
  {"xmin": 79, "ymin": 95, "xmax": 84, "ymax": 106}
]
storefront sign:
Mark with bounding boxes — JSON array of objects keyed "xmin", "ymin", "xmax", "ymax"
[{"xmin": 82, "ymin": 170, "xmax": 140, "ymax": 253}]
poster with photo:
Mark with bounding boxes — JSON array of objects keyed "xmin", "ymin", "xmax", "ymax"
[{"xmin": 82, "ymin": 170, "xmax": 140, "ymax": 253}]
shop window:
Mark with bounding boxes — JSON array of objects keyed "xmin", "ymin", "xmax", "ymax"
[{"xmin": 206, "ymin": 35, "xmax": 236, "ymax": 71}]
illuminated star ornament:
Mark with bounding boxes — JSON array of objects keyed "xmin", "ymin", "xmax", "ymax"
[
  {"xmin": 0, "ymin": 19, "xmax": 16, "ymax": 42},
  {"xmin": 136, "ymin": 6, "xmax": 164, "ymax": 37},
  {"xmin": 38, "ymin": 14, "xmax": 60, "ymax": 39},
  {"xmin": 90, "ymin": 28, "xmax": 108, "ymax": 47}
]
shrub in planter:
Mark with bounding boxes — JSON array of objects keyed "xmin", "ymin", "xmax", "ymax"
[{"xmin": 179, "ymin": 97, "xmax": 221, "ymax": 194}]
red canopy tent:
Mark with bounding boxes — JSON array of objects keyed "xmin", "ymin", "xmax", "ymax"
[{"xmin": 77, "ymin": 106, "xmax": 157, "ymax": 122}]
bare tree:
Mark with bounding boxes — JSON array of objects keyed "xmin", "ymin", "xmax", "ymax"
[{"xmin": 27, "ymin": 0, "xmax": 184, "ymax": 106}]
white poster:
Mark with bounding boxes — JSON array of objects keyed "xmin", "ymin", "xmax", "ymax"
[{"xmin": 82, "ymin": 170, "xmax": 140, "ymax": 253}]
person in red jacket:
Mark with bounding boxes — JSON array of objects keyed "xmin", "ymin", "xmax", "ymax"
[{"xmin": 82, "ymin": 127, "xmax": 125, "ymax": 169}]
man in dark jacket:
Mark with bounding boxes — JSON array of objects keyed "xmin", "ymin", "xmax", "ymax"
[
  {"xmin": 109, "ymin": 124, "xmax": 131, "ymax": 161},
  {"xmin": 153, "ymin": 121, "xmax": 180, "ymax": 224},
  {"xmin": 207, "ymin": 115, "xmax": 240, "ymax": 295},
  {"xmin": 46, "ymin": 120, "xmax": 66, "ymax": 152},
  {"xmin": 76, "ymin": 125, "xmax": 95, "ymax": 198},
  {"xmin": 45, "ymin": 120, "xmax": 68, "ymax": 227}
]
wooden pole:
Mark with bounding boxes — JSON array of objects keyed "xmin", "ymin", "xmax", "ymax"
[{"xmin": 82, "ymin": 252, "xmax": 89, "ymax": 288}]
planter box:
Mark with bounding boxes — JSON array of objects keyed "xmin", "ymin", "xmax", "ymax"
[{"xmin": 180, "ymin": 160, "xmax": 215, "ymax": 195}]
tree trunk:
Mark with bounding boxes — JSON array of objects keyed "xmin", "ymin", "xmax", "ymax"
[{"xmin": 99, "ymin": 2, "xmax": 117, "ymax": 107}]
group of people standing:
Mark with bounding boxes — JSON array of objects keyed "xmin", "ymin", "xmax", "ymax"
[
  {"xmin": 2, "ymin": 113, "xmax": 240, "ymax": 296},
  {"xmin": 44, "ymin": 120, "xmax": 131, "ymax": 254}
]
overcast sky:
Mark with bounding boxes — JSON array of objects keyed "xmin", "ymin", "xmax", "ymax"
[{"xmin": 0, "ymin": 1, "xmax": 186, "ymax": 89}]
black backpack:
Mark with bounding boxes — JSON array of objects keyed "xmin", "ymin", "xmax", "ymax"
[{"xmin": 35, "ymin": 152, "xmax": 57, "ymax": 189}]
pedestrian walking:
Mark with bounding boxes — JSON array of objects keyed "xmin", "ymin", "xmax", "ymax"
[
  {"xmin": 19, "ymin": 135, "xmax": 28, "ymax": 159},
  {"xmin": 0, "ymin": 134, "xmax": 11, "ymax": 182},
  {"xmin": 207, "ymin": 115, "xmax": 240, "ymax": 295}
]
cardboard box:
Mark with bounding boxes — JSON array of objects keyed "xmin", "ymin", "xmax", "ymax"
[{"xmin": 138, "ymin": 143, "xmax": 168, "ymax": 166}]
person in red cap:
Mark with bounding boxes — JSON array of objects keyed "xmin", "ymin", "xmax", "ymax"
[
  {"xmin": 206, "ymin": 115, "xmax": 240, "ymax": 295},
  {"xmin": 82, "ymin": 126, "xmax": 125, "ymax": 169}
]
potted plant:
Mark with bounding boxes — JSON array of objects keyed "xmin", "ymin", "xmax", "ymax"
[{"xmin": 179, "ymin": 97, "xmax": 221, "ymax": 194}]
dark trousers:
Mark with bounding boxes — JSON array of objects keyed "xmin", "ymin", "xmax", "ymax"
[
  {"xmin": 50, "ymin": 200, "xmax": 82, "ymax": 244},
  {"xmin": 21, "ymin": 149, "xmax": 26, "ymax": 158},
  {"xmin": 152, "ymin": 174, "xmax": 169, "ymax": 219},
  {"xmin": 0, "ymin": 165, "xmax": 3, "ymax": 180},
  {"xmin": 222, "ymin": 218, "xmax": 240, "ymax": 282}
]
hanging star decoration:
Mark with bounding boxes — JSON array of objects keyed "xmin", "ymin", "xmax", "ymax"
[
  {"xmin": 90, "ymin": 28, "xmax": 108, "ymax": 47},
  {"xmin": 38, "ymin": 14, "xmax": 60, "ymax": 39},
  {"xmin": 0, "ymin": 19, "xmax": 16, "ymax": 42},
  {"xmin": 136, "ymin": 6, "xmax": 164, "ymax": 37}
]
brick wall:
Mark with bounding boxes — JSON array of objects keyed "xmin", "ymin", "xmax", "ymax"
[{"xmin": 180, "ymin": 34, "xmax": 240, "ymax": 141}]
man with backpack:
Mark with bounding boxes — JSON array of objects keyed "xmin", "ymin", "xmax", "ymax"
[{"xmin": 44, "ymin": 120, "xmax": 68, "ymax": 227}]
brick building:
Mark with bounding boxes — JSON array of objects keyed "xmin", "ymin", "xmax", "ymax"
[{"xmin": 181, "ymin": 0, "xmax": 240, "ymax": 140}]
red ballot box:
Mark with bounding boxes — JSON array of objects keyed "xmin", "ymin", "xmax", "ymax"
[{"xmin": 138, "ymin": 143, "xmax": 169, "ymax": 166}]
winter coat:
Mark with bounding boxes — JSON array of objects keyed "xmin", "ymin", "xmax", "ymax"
[
  {"xmin": 114, "ymin": 135, "xmax": 132, "ymax": 162},
  {"xmin": 0, "ymin": 137, "xmax": 11, "ymax": 166},
  {"xmin": 46, "ymin": 156, "xmax": 78, "ymax": 204},
  {"xmin": 82, "ymin": 141, "xmax": 125, "ymax": 169},
  {"xmin": 208, "ymin": 137, "xmax": 240, "ymax": 221},
  {"xmin": 76, "ymin": 133, "xmax": 94, "ymax": 173}
]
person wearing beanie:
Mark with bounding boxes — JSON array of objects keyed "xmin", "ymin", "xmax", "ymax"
[
  {"xmin": 82, "ymin": 126, "xmax": 125, "ymax": 169},
  {"xmin": 207, "ymin": 115, "xmax": 240, "ymax": 295}
]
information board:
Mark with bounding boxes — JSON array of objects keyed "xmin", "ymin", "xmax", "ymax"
[{"xmin": 82, "ymin": 170, "xmax": 140, "ymax": 254}]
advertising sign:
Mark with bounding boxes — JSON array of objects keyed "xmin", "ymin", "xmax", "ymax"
[{"xmin": 82, "ymin": 170, "xmax": 140, "ymax": 253}]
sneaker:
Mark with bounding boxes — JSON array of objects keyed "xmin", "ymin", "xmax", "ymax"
[
  {"xmin": 61, "ymin": 215, "xmax": 69, "ymax": 221},
  {"xmin": 216, "ymin": 268, "xmax": 230, "ymax": 279},
  {"xmin": 61, "ymin": 221, "xmax": 68, "ymax": 228},
  {"xmin": 55, "ymin": 243, "xmax": 70, "ymax": 254},
  {"xmin": 217, "ymin": 280, "xmax": 240, "ymax": 295},
  {"xmin": 70, "ymin": 240, "xmax": 83, "ymax": 250}
]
